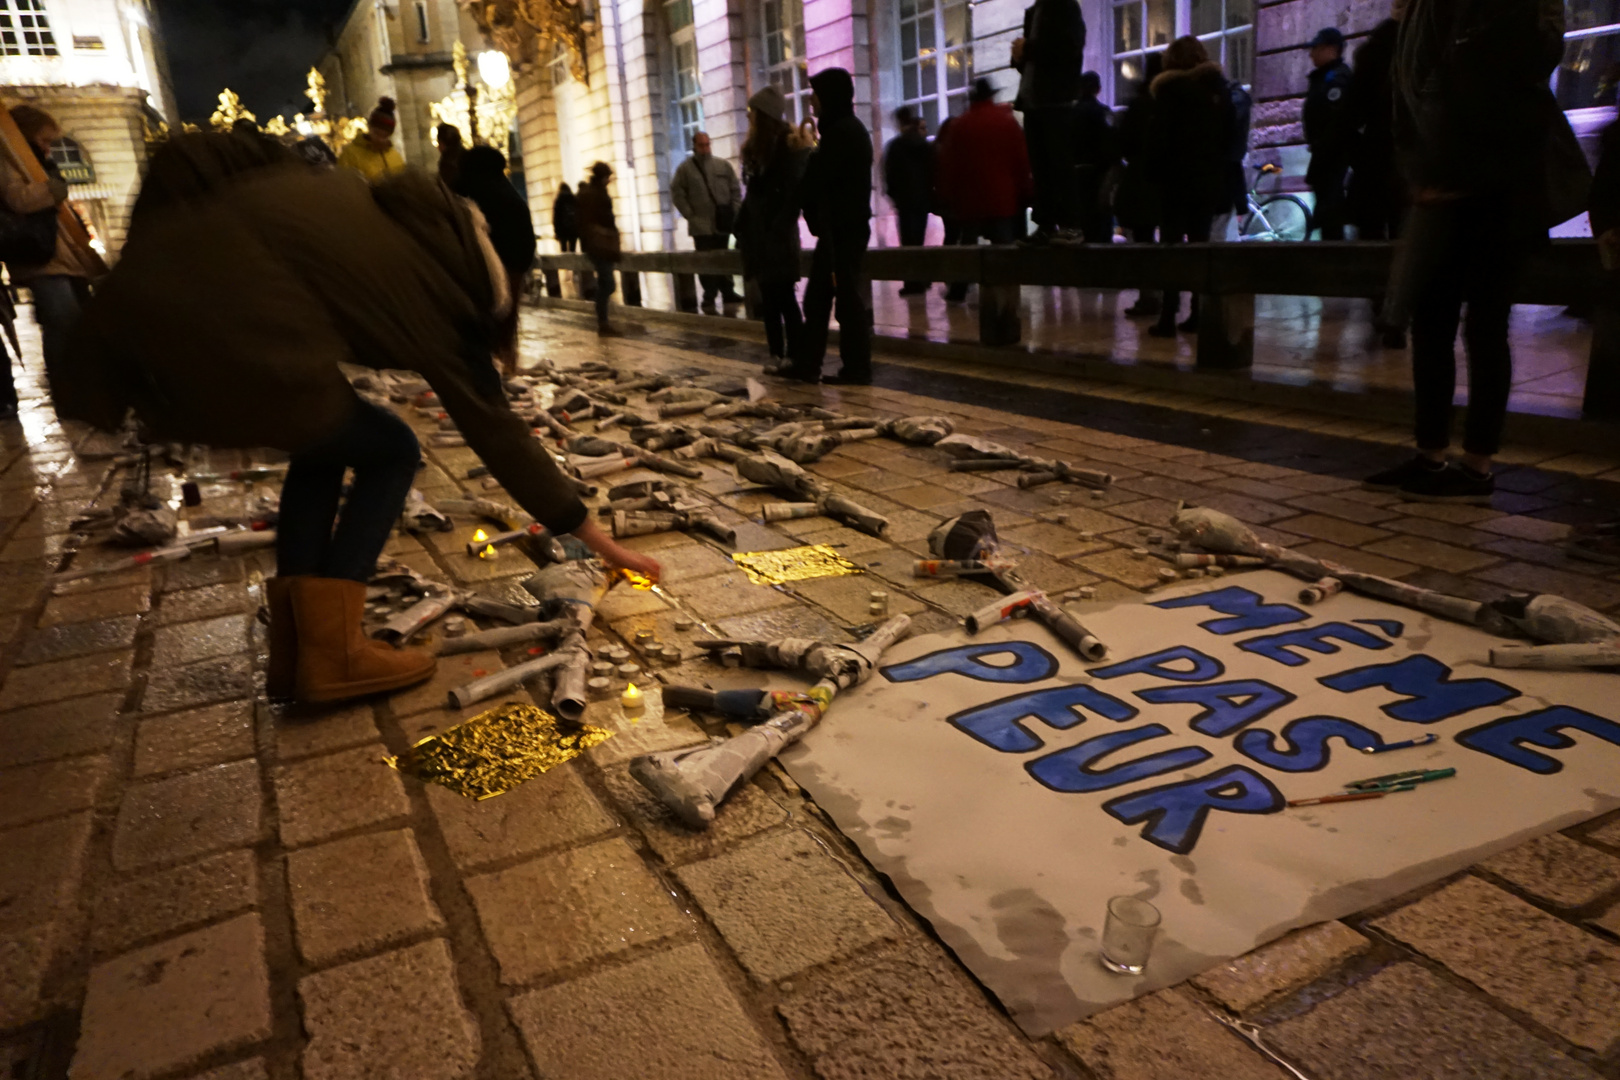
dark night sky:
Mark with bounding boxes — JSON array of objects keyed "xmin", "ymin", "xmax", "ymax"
[{"xmin": 153, "ymin": 0, "xmax": 355, "ymax": 124}]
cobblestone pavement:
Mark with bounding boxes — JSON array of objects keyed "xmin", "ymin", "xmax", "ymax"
[{"xmin": 4, "ymin": 305, "xmax": 1620, "ymax": 1080}]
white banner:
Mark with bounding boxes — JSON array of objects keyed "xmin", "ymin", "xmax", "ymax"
[{"xmin": 779, "ymin": 571, "xmax": 1620, "ymax": 1035}]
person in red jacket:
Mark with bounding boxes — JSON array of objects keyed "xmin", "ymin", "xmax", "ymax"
[{"xmin": 938, "ymin": 79, "xmax": 1033, "ymax": 302}]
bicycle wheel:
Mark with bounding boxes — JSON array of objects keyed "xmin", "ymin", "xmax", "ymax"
[{"xmin": 1252, "ymin": 195, "xmax": 1311, "ymax": 241}]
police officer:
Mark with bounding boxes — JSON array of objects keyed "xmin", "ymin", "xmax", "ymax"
[{"xmin": 1304, "ymin": 27, "xmax": 1355, "ymax": 240}]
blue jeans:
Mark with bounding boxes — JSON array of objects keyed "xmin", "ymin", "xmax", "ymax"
[
  {"xmin": 29, "ymin": 274, "xmax": 88, "ymax": 409},
  {"xmin": 275, "ymin": 398, "xmax": 421, "ymax": 582}
]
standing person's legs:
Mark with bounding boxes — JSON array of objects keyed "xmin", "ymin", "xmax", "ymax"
[
  {"xmin": 1027, "ymin": 108, "xmax": 1079, "ymax": 235},
  {"xmin": 1122, "ymin": 219, "xmax": 1160, "ymax": 316},
  {"xmin": 1457, "ymin": 256, "xmax": 1519, "ymax": 468},
  {"xmin": 759, "ymin": 278, "xmax": 794, "ymax": 362},
  {"xmin": 793, "ymin": 239, "xmax": 835, "ymax": 381},
  {"xmin": 831, "ymin": 229, "xmax": 872, "ymax": 381},
  {"xmin": 945, "ymin": 220, "xmax": 983, "ymax": 303},
  {"xmin": 898, "ymin": 208, "xmax": 929, "ymax": 293},
  {"xmin": 1312, "ymin": 166, "xmax": 1348, "ymax": 241},
  {"xmin": 1177, "ymin": 214, "xmax": 1214, "ymax": 331},
  {"xmin": 694, "ymin": 233, "xmax": 726, "ymax": 306},
  {"xmin": 1151, "ymin": 199, "xmax": 1189, "ymax": 335},
  {"xmin": 30, "ymin": 275, "xmax": 86, "ymax": 405},
  {"xmin": 591, "ymin": 257, "xmax": 617, "ymax": 330}
]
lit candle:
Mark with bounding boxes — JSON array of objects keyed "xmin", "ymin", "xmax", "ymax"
[
  {"xmin": 472, "ymin": 528, "xmax": 489, "ymax": 543},
  {"xmin": 479, "ymin": 544, "xmax": 498, "ymax": 560},
  {"xmin": 620, "ymin": 682, "xmax": 643, "ymax": 709}
]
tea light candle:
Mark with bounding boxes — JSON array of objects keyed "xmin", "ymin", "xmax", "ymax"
[{"xmin": 621, "ymin": 682, "xmax": 643, "ymax": 709}]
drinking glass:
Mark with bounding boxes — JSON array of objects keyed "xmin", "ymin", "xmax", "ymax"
[{"xmin": 1099, "ymin": 895, "xmax": 1160, "ymax": 975}]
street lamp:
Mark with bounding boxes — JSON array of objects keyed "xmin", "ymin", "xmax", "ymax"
[{"xmin": 476, "ymin": 49, "xmax": 510, "ymax": 90}]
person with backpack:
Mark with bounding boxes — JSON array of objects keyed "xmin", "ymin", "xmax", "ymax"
[
  {"xmin": 0, "ymin": 104, "xmax": 100, "ymax": 420},
  {"xmin": 1146, "ymin": 36, "xmax": 1231, "ymax": 337},
  {"xmin": 1114, "ymin": 52, "xmax": 1163, "ymax": 317}
]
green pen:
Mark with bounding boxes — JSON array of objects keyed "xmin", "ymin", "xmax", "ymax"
[{"xmin": 1346, "ymin": 767, "xmax": 1455, "ymax": 792}]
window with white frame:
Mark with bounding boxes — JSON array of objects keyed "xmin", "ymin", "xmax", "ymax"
[
  {"xmin": 0, "ymin": 0, "xmax": 57, "ymax": 57},
  {"xmin": 762, "ymin": 0, "xmax": 810, "ymax": 124},
  {"xmin": 900, "ymin": 0, "xmax": 972, "ymax": 132},
  {"xmin": 1558, "ymin": 0, "xmax": 1620, "ymax": 110},
  {"xmin": 1110, "ymin": 0, "xmax": 1251, "ymax": 102},
  {"xmin": 666, "ymin": 0, "xmax": 704, "ymax": 153}
]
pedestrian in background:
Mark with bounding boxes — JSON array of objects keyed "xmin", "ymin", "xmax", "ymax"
[
  {"xmin": 1362, "ymin": 0, "xmax": 1564, "ymax": 503},
  {"xmin": 1213, "ymin": 76, "xmax": 1252, "ymax": 240},
  {"xmin": 671, "ymin": 131, "xmax": 744, "ymax": 312},
  {"xmin": 453, "ymin": 145, "xmax": 536, "ymax": 375},
  {"xmin": 576, "ymin": 162, "xmax": 623, "ymax": 337},
  {"xmin": 435, "ymin": 123, "xmax": 464, "ymax": 187},
  {"xmin": 0, "ymin": 104, "xmax": 100, "ymax": 419},
  {"xmin": 1304, "ymin": 28, "xmax": 1355, "ymax": 240},
  {"xmin": 1012, "ymin": 0, "xmax": 1086, "ymax": 245},
  {"xmin": 1147, "ymin": 36, "xmax": 1231, "ymax": 337},
  {"xmin": 337, "ymin": 97, "xmax": 405, "ymax": 181},
  {"xmin": 1073, "ymin": 71, "xmax": 1117, "ymax": 244},
  {"xmin": 552, "ymin": 182, "xmax": 579, "ymax": 252},
  {"xmin": 938, "ymin": 78, "xmax": 1032, "ymax": 304},
  {"xmin": 792, "ymin": 67, "xmax": 873, "ymax": 386},
  {"xmin": 883, "ymin": 105, "xmax": 935, "ymax": 295},
  {"xmin": 1114, "ymin": 51, "xmax": 1163, "ymax": 316},
  {"xmin": 1350, "ymin": 17, "xmax": 1407, "ymax": 348},
  {"xmin": 737, "ymin": 85, "xmax": 812, "ymax": 372}
]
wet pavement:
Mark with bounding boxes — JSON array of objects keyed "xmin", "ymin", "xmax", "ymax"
[{"xmin": 3, "ymin": 304, "xmax": 1620, "ymax": 1079}]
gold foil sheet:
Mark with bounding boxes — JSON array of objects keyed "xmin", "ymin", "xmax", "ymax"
[
  {"xmin": 732, "ymin": 544, "xmax": 863, "ymax": 586},
  {"xmin": 385, "ymin": 703, "xmax": 613, "ymax": 800}
]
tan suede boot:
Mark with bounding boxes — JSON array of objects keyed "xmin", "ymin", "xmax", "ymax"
[
  {"xmin": 265, "ymin": 577, "xmax": 297, "ymax": 702},
  {"xmin": 289, "ymin": 577, "xmax": 436, "ymax": 704}
]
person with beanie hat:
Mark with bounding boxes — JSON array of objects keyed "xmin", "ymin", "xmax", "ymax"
[
  {"xmin": 338, "ymin": 96, "xmax": 406, "ymax": 181},
  {"xmin": 738, "ymin": 84, "xmax": 813, "ymax": 370},
  {"xmin": 791, "ymin": 66, "xmax": 873, "ymax": 385}
]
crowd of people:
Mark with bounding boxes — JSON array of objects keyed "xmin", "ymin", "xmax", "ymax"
[{"xmin": 0, "ymin": 0, "xmax": 1595, "ymax": 703}]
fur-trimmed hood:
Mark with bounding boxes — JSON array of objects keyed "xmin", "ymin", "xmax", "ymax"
[{"xmin": 1150, "ymin": 60, "xmax": 1225, "ymax": 97}]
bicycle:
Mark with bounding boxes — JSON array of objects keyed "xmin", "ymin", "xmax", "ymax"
[{"xmin": 1237, "ymin": 163, "xmax": 1311, "ymax": 242}]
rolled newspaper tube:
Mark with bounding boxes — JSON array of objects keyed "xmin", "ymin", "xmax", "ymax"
[
  {"xmin": 658, "ymin": 401, "xmax": 710, "ymax": 418},
  {"xmin": 54, "ymin": 544, "xmax": 191, "ymax": 581},
  {"xmin": 530, "ymin": 409, "xmax": 573, "ymax": 439},
  {"xmin": 1334, "ymin": 570, "xmax": 1486, "ymax": 627},
  {"xmin": 613, "ymin": 510, "xmax": 684, "ymax": 538},
  {"xmin": 216, "ymin": 530, "xmax": 278, "ymax": 555},
  {"xmin": 1260, "ymin": 544, "xmax": 1332, "ymax": 581},
  {"xmin": 1052, "ymin": 462, "xmax": 1115, "ymax": 490},
  {"xmin": 627, "ymin": 447, "xmax": 705, "ymax": 478},
  {"xmin": 373, "ymin": 592, "xmax": 456, "ymax": 644},
  {"xmin": 1174, "ymin": 553, "xmax": 1269, "ymax": 568},
  {"xmin": 818, "ymin": 494, "xmax": 889, "ymax": 537},
  {"xmin": 177, "ymin": 526, "xmax": 231, "ymax": 549},
  {"xmin": 912, "ymin": 558, "xmax": 1014, "ymax": 577},
  {"xmin": 1488, "ymin": 641, "xmax": 1620, "ymax": 670},
  {"xmin": 840, "ymin": 427, "xmax": 882, "ymax": 441},
  {"xmin": 1025, "ymin": 592, "xmax": 1107, "ymax": 661},
  {"xmin": 456, "ymin": 595, "xmax": 539, "ymax": 625},
  {"xmin": 436, "ymin": 619, "xmax": 571, "ymax": 655},
  {"xmin": 549, "ymin": 639, "xmax": 593, "ymax": 721},
  {"xmin": 673, "ymin": 437, "xmax": 720, "ymax": 460},
  {"xmin": 1017, "ymin": 470, "xmax": 1062, "ymax": 489},
  {"xmin": 965, "ymin": 590, "xmax": 1040, "ymax": 635},
  {"xmin": 445, "ymin": 650, "xmax": 570, "ymax": 709},
  {"xmin": 762, "ymin": 502, "xmax": 821, "ymax": 522},
  {"xmin": 429, "ymin": 434, "xmax": 466, "ymax": 447},
  {"xmin": 949, "ymin": 458, "xmax": 1024, "ymax": 472},
  {"xmin": 1299, "ymin": 576, "xmax": 1345, "ymax": 605},
  {"xmin": 574, "ymin": 456, "xmax": 634, "ymax": 479}
]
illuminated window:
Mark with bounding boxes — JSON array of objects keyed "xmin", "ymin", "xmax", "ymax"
[
  {"xmin": 1110, "ymin": 0, "xmax": 1252, "ymax": 102},
  {"xmin": 900, "ymin": 0, "xmax": 972, "ymax": 132},
  {"xmin": 1559, "ymin": 0, "xmax": 1620, "ymax": 109},
  {"xmin": 762, "ymin": 0, "xmax": 809, "ymax": 124},
  {"xmin": 666, "ymin": 0, "xmax": 703, "ymax": 153},
  {"xmin": 0, "ymin": 0, "xmax": 58, "ymax": 57}
]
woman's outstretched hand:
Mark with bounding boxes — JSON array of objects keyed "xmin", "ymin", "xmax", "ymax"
[{"xmin": 571, "ymin": 518, "xmax": 662, "ymax": 583}]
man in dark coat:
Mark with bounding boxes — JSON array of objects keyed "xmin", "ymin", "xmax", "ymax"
[
  {"xmin": 576, "ymin": 162, "xmax": 622, "ymax": 335},
  {"xmin": 1304, "ymin": 27, "xmax": 1355, "ymax": 241},
  {"xmin": 1012, "ymin": 0, "xmax": 1086, "ymax": 244},
  {"xmin": 61, "ymin": 134, "xmax": 659, "ymax": 704},
  {"xmin": 1073, "ymin": 71, "xmax": 1117, "ymax": 244},
  {"xmin": 792, "ymin": 67, "xmax": 873, "ymax": 386},
  {"xmin": 1361, "ymin": 0, "xmax": 1563, "ymax": 503},
  {"xmin": 1114, "ymin": 51, "xmax": 1163, "ymax": 316},
  {"xmin": 1146, "ymin": 36, "xmax": 1231, "ymax": 337},
  {"xmin": 453, "ymin": 144, "xmax": 536, "ymax": 373},
  {"xmin": 883, "ymin": 105, "xmax": 935, "ymax": 295}
]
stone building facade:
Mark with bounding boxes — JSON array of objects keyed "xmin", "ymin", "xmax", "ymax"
[
  {"xmin": 0, "ymin": 0, "xmax": 177, "ymax": 256},
  {"xmin": 319, "ymin": 0, "xmax": 496, "ymax": 168},
  {"xmin": 466, "ymin": 0, "xmax": 1597, "ymax": 281}
]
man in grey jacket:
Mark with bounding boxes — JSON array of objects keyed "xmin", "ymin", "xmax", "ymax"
[{"xmin": 671, "ymin": 131, "xmax": 744, "ymax": 310}]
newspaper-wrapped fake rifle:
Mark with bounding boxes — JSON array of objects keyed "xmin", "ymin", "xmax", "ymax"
[{"xmin": 630, "ymin": 615, "xmax": 913, "ymax": 828}]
